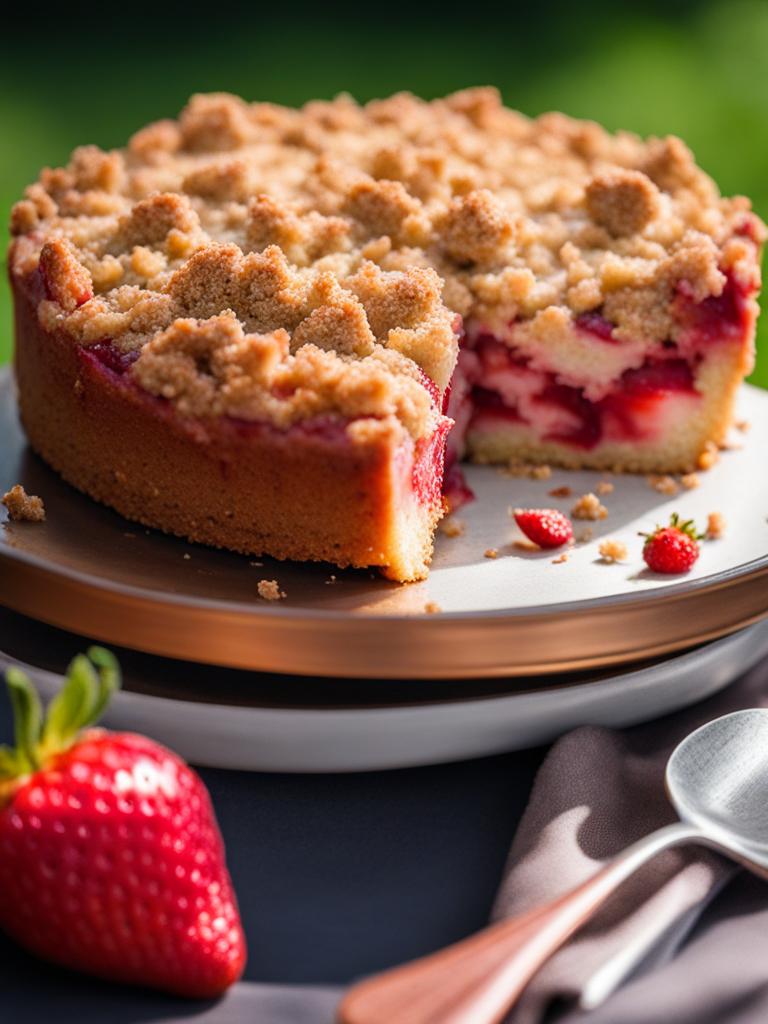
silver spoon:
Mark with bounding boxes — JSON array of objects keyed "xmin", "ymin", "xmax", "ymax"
[{"xmin": 339, "ymin": 709, "xmax": 768, "ymax": 1024}]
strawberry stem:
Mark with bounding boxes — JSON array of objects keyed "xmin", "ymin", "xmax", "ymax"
[
  {"xmin": 5, "ymin": 668, "xmax": 42, "ymax": 772},
  {"xmin": 1, "ymin": 649, "xmax": 121, "ymax": 783}
]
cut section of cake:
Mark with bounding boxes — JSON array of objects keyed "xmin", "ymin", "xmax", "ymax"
[{"xmin": 8, "ymin": 89, "xmax": 764, "ymax": 580}]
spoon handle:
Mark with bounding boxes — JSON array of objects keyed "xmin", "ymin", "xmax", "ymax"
[{"xmin": 338, "ymin": 821, "xmax": 699, "ymax": 1024}]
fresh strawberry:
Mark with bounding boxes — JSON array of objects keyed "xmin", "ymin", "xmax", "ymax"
[
  {"xmin": 513, "ymin": 508, "xmax": 574, "ymax": 549},
  {"xmin": 0, "ymin": 649, "xmax": 246, "ymax": 997},
  {"xmin": 641, "ymin": 513, "xmax": 703, "ymax": 574}
]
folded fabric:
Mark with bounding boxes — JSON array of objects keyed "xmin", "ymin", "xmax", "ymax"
[{"xmin": 493, "ymin": 655, "xmax": 768, "ymax": 1023}]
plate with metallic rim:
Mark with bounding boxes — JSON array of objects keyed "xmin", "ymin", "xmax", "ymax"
[
  {"xmin": 2, "ymin": 606, "xmax": 768, "ymax": 771},
  {"xmin": 1, "ymin": 368, "xmax": 767, "ymax": 679}
]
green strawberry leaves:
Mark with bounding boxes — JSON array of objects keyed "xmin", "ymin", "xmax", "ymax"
[{"xmin": 0, "ymin": 648, "xmax": 121, "ymax": 781}]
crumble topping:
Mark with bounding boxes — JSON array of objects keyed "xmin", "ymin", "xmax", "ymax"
[
  {"xmin": 681, "ymin": 473, "xmax": 700, "ymax": 490},
  {"xmin": 2, "ymin": 485, "xmax": 46, "ymax": 522},
  {"xmin": 10, "ymin": 87, "xmax": 764, "ymax": 434},
  {"xmin": 585, "ymin": 170, "xmax": 660, "ymax": 238}
]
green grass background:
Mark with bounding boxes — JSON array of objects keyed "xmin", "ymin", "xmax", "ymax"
[{"xmin": 2, "ymin": 0, "xmax": 766, "ymax": 384}]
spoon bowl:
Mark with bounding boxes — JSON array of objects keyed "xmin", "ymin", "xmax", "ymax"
[{"xmin": 666, "ymin": 708, "xmax": 768, "ymax": 869}]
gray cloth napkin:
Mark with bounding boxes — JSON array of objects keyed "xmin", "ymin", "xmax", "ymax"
[{"xmin": 494, "ymin": 652, "xmax": 768, "ymax": 1023}]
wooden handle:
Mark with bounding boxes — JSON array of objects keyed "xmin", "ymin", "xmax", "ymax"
[{"xmin": 338, "ymin": 822, "xmax": 699, "ymax": 1024}]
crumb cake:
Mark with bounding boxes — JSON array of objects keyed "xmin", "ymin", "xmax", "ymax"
[{"xmin": 8, "ymin": 89, "xmax": 764, "ymax": 581}]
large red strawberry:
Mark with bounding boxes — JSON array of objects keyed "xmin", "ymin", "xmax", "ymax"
[{"xmin": 0, "ymin": 648, "xmax": 246, "ymax": 997}]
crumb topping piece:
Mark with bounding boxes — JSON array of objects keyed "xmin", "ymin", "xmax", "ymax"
[
  {"xmin": 11, "ymin": 88, "xmax": 764, "ymax": 436},
  {"xmin": 257, "ymin": 579, "xmax": 285, "ymax": 600},
  {"xmin": 706, "ymin": 511, "xmax": 725, "ymax": 539},
  {"xmin": 571, "ymin": 492, "xmax": 608, "ymax": 521},
  {"xmin": 585, "ymin": 170, "xmax": 660, "ymax": 237},
  {"xmin": 2, "ymin": 485, "xmax": 46, "ymax": 522},
  {"xmin": 598, "ymin": 538, "xmax": 628, "ymax": 563}
]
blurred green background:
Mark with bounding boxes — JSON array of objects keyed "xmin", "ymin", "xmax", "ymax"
[{"xmin": 1, "ymin": 0, "xmax": 766, "ymax": 384}]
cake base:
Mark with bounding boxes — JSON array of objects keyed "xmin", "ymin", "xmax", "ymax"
[{"xmin": 12, "ymin": 280, "xmax": 444, "ymax": 582}]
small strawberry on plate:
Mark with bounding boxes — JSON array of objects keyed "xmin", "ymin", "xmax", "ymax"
[
  {"xmin": 641, "ymin": 513, "xmax": 703, "ymax": 574},
  {"xmin": 513, "ymin": 508, "xmax": 574, "ymax": 549},
  {"xmin": 0, "ymin": 648, "xmax": 246, "ymax": 997}
]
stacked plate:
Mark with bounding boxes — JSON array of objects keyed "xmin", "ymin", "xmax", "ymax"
[{"xmin": 2, "ymin": 369, "xmax": 768, "ymax": 771}]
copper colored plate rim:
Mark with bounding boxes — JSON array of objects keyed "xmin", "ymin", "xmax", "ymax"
[{"xmin": 1, "ymin": 544, "xmax": 767, "ymax": 678}]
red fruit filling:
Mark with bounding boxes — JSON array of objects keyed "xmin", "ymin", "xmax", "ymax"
[
  {"xmin": 84, "ymin": 341, "xmax": 141, "ymax": 376},
  {"xmin": 574, "ymin": 311, "xmax": 616, "ymax": 342},
  {"xmin": 674, "ymin": 272, "xmax": 753, "ymax": 345}
]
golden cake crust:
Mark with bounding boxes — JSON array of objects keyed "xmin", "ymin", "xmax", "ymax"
[{"xmin": 11, "ymin": 278, "xmax": 442, "ymax": 580}]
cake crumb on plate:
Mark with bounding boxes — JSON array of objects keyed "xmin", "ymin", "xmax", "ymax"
[
  {"xmin": 571, "ymin": 493, "xmax": 608, "ymax": 521},
  {"xmin": 647, "ymin": 474, "xmax": 679, "ymax": 496},
  {"xmin": 257, "ymin": 579, "xmax": 285, "ymax": 601},
  {"xmin": 706, "ymin": 512, "xmax": 725, "ymax": 539},
  {"xmin": 1, "ymin": 485, "xmax": 45, "ymax": 522},
  {"xmin": 440, "ymin": 517, "xmax": 465, "ymax": 537},
  {"xmin": 598, "ymin": 538, "xmax": 628, "ymax": 563}
]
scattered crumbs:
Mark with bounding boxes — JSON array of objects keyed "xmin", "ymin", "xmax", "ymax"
[
  {"xmin": 551, "ymin": 553, "xmax": 569, "ymax": 564},
  {"xmin": 249, "ymin": 561, "xmax": 264, "ymax": 567},
  {"xmin": 257, "ymin": 579, "xmax": 286, "ymax": 601},
  {"xmin": 124, "ymin": 531, "xmax": 137, "ymax": 539},
  {"xmin": 571, "ymin": 493, "xmax": 608, "ymax": 521},
  {"xmin": 513, "ymin": 538, "xmax": 539, "ymax": 552},
  {"xmin": 183, "ymin": 553, "xmax": 191, "ymax": 560},
  {"xmin": 501, "ymin": 461, "xmax": 550, "ymax": 480},
  {"xmin": 483, "ymin": 548, "xmax": 499, "ymax": 559},
  {"xmin": 549, "ymin": 485, "xmax": 573, "ymax": 498},
  {"xmin": 697, "ymin": 441, "xmax": 719, "ymax": 471},
  {"xmin": 424, "ymin": 601, "xmax": 442, "ymax": 614},
  {"xmin": 502, "ymin": 460, "xmax": 531, "ymax": 478},
  {"xmin": 735, "ymin": 419, "xmax": 751, "ymax": 433},
  {"xmin": 576, "ymin": 527, "xmax": 594, "ymax": 543},
  {"xmin": 440, "ymin": 517, "xmax": 465, "ymax": 538},
  {"xmin": 706, "ymin": 511, "xmax": 725, "ymax": 540},
  {"xmin": 647, "ymin": 474, "xmax": 679, "ymax": 496},
  {"xmin": 325, "ymin": 574, "xmax": 338, "ymax": 585},
  {"xmin": 1, "ymin": 485, "xmax": 45, "ymax": 523},
  {"xmin": 681, "ymin": 473, "xmax": 700, "ymax": 490},
  {"xmin": 596, "ymin": 480, "xmax": 614, "ymax": 496},
  {"xmin": 598, "ymin": 538, "xmax": 628, "ymax": 563}
]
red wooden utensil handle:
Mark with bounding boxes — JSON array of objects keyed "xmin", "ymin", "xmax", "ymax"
[{"xmin": 338, "ymin": 822, "xmax": 700, "ymax": 1024}]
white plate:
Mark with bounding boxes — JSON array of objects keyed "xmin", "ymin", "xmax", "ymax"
[
  {"xmin": 3, "ymin": 621, "xmax": 767, "ymax": 772},
  {"xmin": 2, "ymin": 371, "xmax": 768, "ymax": 678}
]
